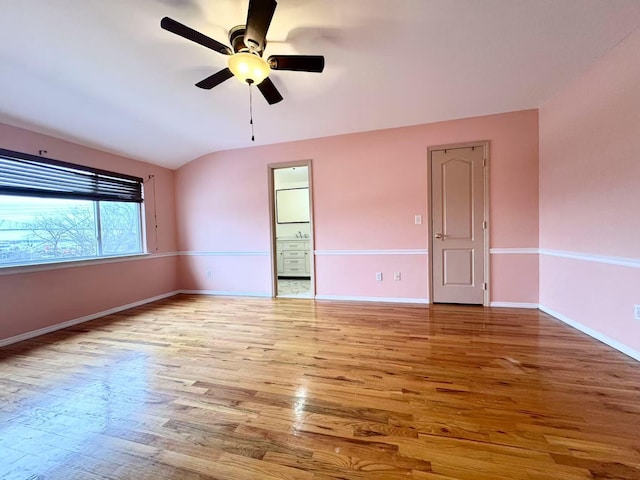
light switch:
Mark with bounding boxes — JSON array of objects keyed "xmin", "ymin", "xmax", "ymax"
[{"xmin": 415, "ymin": 215, "xmax": 422, "ymax": 225}]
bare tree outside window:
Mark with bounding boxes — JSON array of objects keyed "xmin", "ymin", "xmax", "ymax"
[
  {"xmin": 0, "ymin": 196, "xmax": 142, "ymax": 266},
  {"xmin": 100, "ymin": 202, "xmax": 141, "ymax": 255},
  {"xmin": 27, "ymin": 206, "xmax": 96, "ymax": 258}
]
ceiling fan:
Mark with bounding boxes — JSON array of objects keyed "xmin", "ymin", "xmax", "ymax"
[{"xmin": 161, "ymin": 0, "xmax": 325, "ymax": 105}]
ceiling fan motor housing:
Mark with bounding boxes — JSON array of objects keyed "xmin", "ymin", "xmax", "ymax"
[{"xmin": 229, "ymin": 25, "xmax": 265, "ymax": 55}]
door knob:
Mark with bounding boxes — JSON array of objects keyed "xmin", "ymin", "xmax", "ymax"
[{"xmin": 435, "ymin": 233, "xmax": 443, "ymax": 239}]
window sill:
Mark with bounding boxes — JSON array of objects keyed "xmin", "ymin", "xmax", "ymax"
[{"xmin": 0, "ymin": 252, "xmax": 176, "ymax": 276}]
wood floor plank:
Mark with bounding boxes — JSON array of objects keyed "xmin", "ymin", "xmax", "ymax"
[{"xmin": 1, "ymin": 295, "xmax": 639, "ymax": 479}]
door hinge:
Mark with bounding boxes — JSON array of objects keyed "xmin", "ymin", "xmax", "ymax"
[
  {"xmin": 483, "ymin": 282, "xmax": 487, "ymax": 291},
  {"xmin": 482, "ymin": 221, "xmax": 487, "ymax": 229},
  {"xmin": 483, "ymin": 158, "xmax": 487, "ymax": 167}
]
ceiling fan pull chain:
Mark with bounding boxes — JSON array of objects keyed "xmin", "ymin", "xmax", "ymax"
[{"xmin": 249, "ymin": 83, "xmax": 255, "ymax": 142}]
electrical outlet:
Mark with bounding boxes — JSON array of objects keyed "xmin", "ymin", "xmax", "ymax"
[
  {"xmin": 415, "ymin": 215, "xmax": 422, "ymax": 225},
  {"xmin": 634, "ymin": 305, "xmax": 640, "ymax": 321},
  {"xmin": 394, "ymin": 272, "xmax": 401, "ymax": 281},
  {"xmin": 207, "ymin": 270, "xmax": 212, "ymax": 279},
  {"xmin": 376, "ymin": 272, "xmax": 383, "ymax": 281}
]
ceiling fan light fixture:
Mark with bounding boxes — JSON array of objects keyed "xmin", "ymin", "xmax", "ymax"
[{"xmin": 228, "ymin": 52, "xmax": 270, "ymax": 85}]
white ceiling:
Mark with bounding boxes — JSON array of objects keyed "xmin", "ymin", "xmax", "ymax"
[{"xmin": 1, "ymin": 1, "xmax": 639, "ymax": 170}]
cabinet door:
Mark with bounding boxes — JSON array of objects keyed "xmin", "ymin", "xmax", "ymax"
[{"xmin": 276, "ymin": 243, "xmax": 284, "ymax": 274}]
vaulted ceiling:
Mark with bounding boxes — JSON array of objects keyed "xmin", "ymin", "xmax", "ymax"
[{"xmin": 1, "ymin": 0, "xmax": 640, "ymax": 169}]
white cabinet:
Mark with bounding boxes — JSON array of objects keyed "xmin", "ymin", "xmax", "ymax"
[{"xmin": 277, "ymin": 239, "xmax": 310, "ymax": 278}]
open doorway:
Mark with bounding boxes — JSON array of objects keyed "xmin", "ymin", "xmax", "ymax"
[{"xmin": 268, "ymin": 161, "xmax": 314, "ymax": 298}]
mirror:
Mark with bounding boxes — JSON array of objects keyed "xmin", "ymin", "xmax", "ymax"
[{"xmin": 276, "ymin": 187, "xmax": 310, "ymax": 223}]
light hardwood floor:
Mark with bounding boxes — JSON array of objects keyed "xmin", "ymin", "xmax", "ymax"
[{"xmin": 1, "ymin": 295, "xmax": 639, "ymax": 479}]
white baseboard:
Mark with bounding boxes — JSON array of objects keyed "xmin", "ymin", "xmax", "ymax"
[
  {"xmin": 7, "ymin": 291, "xmax": 636, "ymax": 364},
  {"xmin": 180, "ymin": 289, "xmax": 271, "ymax": 297},
  {"xmin": 539, "ymin": 304, "xmax": 640, "ymax": 362},
  {"xmin": 184, "ymin": 291, "xmax": 430, "ymax": 304},
  {"xmin": 0, "ymin": 290, "xmax": 181, "ymax": 348},
  {"xmin": 315, "ymin": 295, "xmax": 429, "ymax": 304},
  {"xmin": 490, "ymin": 302, "xmax": 540, "ymax": 309}
]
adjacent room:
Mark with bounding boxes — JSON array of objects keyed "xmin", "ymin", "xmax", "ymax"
[{"xmin": 1, "ymin": 1, "xmax": 639, "ymax": 479}]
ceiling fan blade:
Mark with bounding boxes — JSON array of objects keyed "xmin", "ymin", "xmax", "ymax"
[
  {"xmin": 161, "ymin": 17, "xmax": 231, "ymax": 55},
  {"xmin": 195, "ymin": 68, "xmax": 234, "ymax": 89},
  {"xmin": 244, "ymin": 0, "xmax": 277, "ymax": 51},
  {"xmin": 268, "ymin": 55, "xmax": 325, "ymax": 73},
  {"xmin": 257, "ymin": 77, "xmax": 283, "ymax": 105}
]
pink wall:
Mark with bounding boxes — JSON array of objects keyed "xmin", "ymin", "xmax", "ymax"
[
  {"xmin": 3, "ymin": 21, "xmax": 637, "ymax": 358},
  {"xmin": 175, "ymin": 109, "xmax": 539, "ymax": 302},
  {"xmin": 0, "ymin": 122, "xmax": 179, "ymax": 341},
  {"xmin": 491, "ymin": 254, "xmax": 539, "ymax": 304},
  {"xmin": 539, "ymin": 28, "xmax": 640, "ymax": 352}
]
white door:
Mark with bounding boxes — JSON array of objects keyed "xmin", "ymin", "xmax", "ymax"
[{"xmin": 431, "ymin": 146, "xmax": 486, "ymax": 304}]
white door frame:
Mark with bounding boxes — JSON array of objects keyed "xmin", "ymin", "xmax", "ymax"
[
  {"xmin": 427, "ymin": 141, "xmax": 490, "ymax": 306},
  {"xmin": 267, "ymin": 159, "xmax": 316, "ymax": 298}
]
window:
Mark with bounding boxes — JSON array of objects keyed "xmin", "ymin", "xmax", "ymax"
[{"xmin": 0, "ymin": 148, "xmax": 144, "ymax": 267}]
